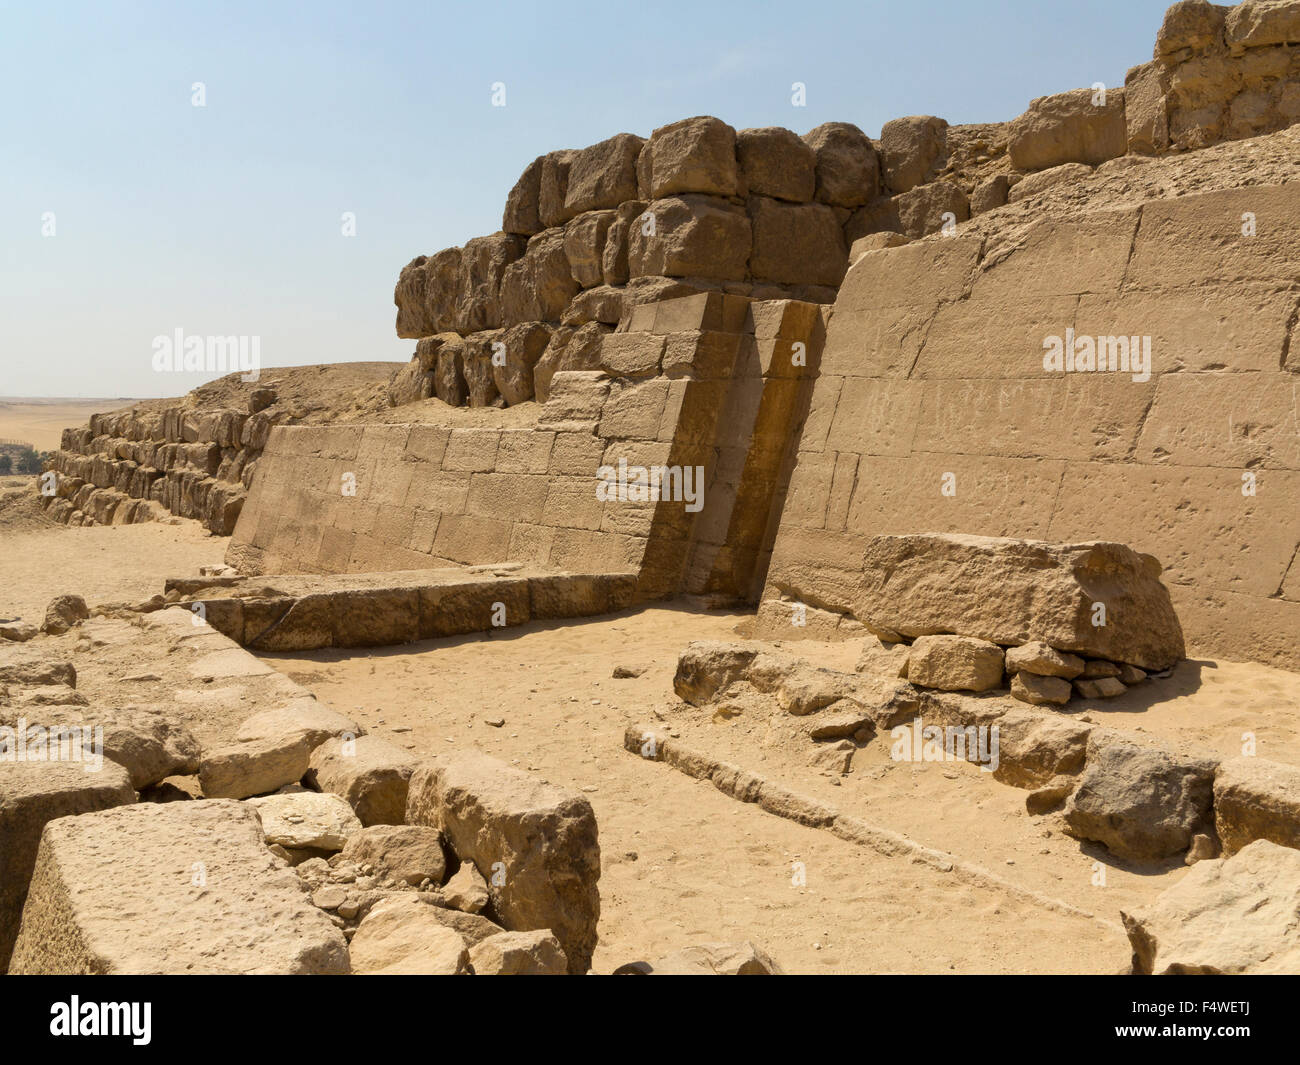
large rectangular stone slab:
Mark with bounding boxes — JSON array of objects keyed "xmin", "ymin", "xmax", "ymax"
[
  {"xmin": 854, "ymin": 533, "xmax": 1185, "ymax": 670},
  {"xmin": 8, "ymin": 800, "xmax": 349, "ymax": 974},
  {"xmin": 199, "ymin": 733, "xmax": 312, "ymax": 799},
  {"xmin": 0, "ymin": 760, "xmax": 136, "ymax": 969}
]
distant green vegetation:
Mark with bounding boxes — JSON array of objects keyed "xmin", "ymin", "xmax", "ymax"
[{"xmin": 0, "ymin": 447, "xmax": 46, "ymax": 475}]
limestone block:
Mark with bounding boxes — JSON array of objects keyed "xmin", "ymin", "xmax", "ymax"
[
  {"xmin": 1008, "ymin": 88, "xmax": 1128, "ymax": 171},
  {"xmin": 8, "ymin": 800, "xmax": 349, "ymax": 974},
  {"xmin": 405, "ymin": 750, "xmax": 600, "ymax": 973}
]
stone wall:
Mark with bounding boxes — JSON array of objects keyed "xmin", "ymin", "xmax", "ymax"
[
  {"xmin": 387, "ymin": 2, "xmax": 1300, "ymax": 420},
  {"xmin": 38, "ymin": 365, "xmax": 393, "ymax": 533},
  {"xmin": 1127, "ymin": 0, "xmax": 1300, "ymax": 154},
  {"xmin": 756, "ymin": 182, "xmax": 1300, "ymax": 669},
  {"xmin": 41, "ymin": 406, "xmax": 258, "ymax": 534},
  {"xmin": 229, "ymin": 294, "xmax": 823, "ymax": 604}
]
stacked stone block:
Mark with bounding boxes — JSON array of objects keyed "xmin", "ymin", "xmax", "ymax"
[
  {"xmin": 229, "ymin": 294, "xmax": 822, "ymax": 606},
  {"xmin": 1127, "ymin": 0, "xmax": 1300, "ymax": 154},
  {"xmin": 388, "ymin": 118, "xmax": 864, "ymax": 410},
  {"xmin": 38, "ymin": 402, "xmax": 270, "ymax": 535}
]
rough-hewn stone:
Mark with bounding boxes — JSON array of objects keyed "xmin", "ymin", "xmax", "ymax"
[
  {"xmin": 1122, "ymin": 840, "xmax": 1300, "ymax": 974},
  {"xmin": 1063, "ymin": 734, "xmax": 1215, "ymax": 860},
  {"xmin": 855, "ymin": 535, "xmax": 1185, "ymax": 672},
  {"xmin": 878, "ymin": 115, "xmax": 948, "ymax": 193},
  {"xmin": 0, "ymin": 759, "xmax": 136, "ymax": 969},
  {"xmin": 405, "ymin": 750, "xmax": 600, "ymax": 973},
  {"xmin": 905, "ymin": 634, "xmax": 1004, "ymax": 692},
  {"xmin": 307, "ymin": 734, "xmax": 417, "ymax": 826},
  {"xmin": 1214, "ymin": 756, "xmax": 1300, "ymax": 855},
  {"xmin": 1009, "ymin": 88, "xmax": 1128, "ymax": 171},
  {"xmin": 8, "ymin": 800, "xmax": 349, "ymax": 974}
]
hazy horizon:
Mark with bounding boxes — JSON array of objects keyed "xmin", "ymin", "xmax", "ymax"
[{"xmin": 2, "ymin": 0, "xmax": 1171, "ymax": 399}]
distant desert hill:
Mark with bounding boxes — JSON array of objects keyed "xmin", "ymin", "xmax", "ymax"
[{"xmin": 0, "ymin": 398, "xmax": 140, "ymax": 453}]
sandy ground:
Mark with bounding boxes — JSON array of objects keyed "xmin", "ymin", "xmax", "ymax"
[
  {"xmin": 0, "ymin": 398, "xmax": 137, "ymax": 453},
  {"xmin": 0, "ymin": 497, "xmax": 227, "ymax": 622},
  {"xmin": 6, "ymin": 516, "xmax": 1298, "ymax": 974},
  {"xmin": 260, "ymin": 607, "xmax": 1141, "ymax": 974}
]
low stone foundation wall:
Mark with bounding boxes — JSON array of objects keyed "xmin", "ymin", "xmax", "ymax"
[{"xmin": 172, "ymin": 568, "xmax": 638, "ymax": 650}]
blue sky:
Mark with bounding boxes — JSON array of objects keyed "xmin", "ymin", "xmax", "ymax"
[{"xmin": 0, "ymin": 0, "xmax": 1172, "ymax": 398}]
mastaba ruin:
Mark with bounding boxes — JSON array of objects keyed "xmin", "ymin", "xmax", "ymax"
[{"xmin": 5, "ymin": 0, "xmax": 1300, "ymax": 979}]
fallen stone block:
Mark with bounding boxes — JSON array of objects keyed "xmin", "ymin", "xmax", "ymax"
[
  {"xmin": 470, "ymin": 929, "xmax": 568, "ymax": 975},
  {"xmin": 1080, "ymin": 659, "xmax": 1122, "ymax": 678},
  {"xmin": 338, "ymin": 824, "xmax": 447, "ymax": 886},
  {"xmin": 406, "ymin": 750, "xmax": 600, "ymax": 974},
  {"xmin": 1214, "ymin": 756, "xmax": 1300, "ymax": 855},
  {"xmin": 442, "ymin": 861, "xmax": 490, "ymax": 914},
  {"xmin": 8, "ymin": 800, "xmax": 349, "ymax": 974},
  {"xmin": 247, "ymin": 790, "xmax": 362, "ymax": 851},
  {"xmin": 991, "ymin": 708, "xmax": 1091, "ymax": 788},
  {"xmin": 86, "ymin": 707, "xmax": 201, "ymax": 790},
  {"xmin": 199, "ymin": 733, "xmax": 313, "ymax": 800},
  {"xmin": 905, "ymin": 635, "xmax": 1004, "ymax": 693},
  {"xmin": 855, "ymin": 636, "xmax": 910, "ymax": 677},
  {"xmin": 1063, "ymin": 734, "xmax": 1216, "ymax": 860},
  {"xmin": 235, "ymin": 698, "xmax": 361, "ymax": 750},
  {"xmin": 1122, "ymin": 840, "xmax": 1300, "ymax": 974},
  {"xmin": 772, "ymin": 663, "xmax": 856, "ymax": 715},
  {"xmin": 426, "ymin": 905, "xmax": 505, "ymax": 947},
  {"xmin": 673, "ymin": 641, "xmax": 760, "ymax": 704},
  {"xmin": 0, "ymin": 759, "xmax": 136, "ymax": 969},
  {"xmin": 307, "ymin": 734, "xmax": 416, "ymax": 826},
  {"xmin": 855, "ymin": 534, "xmax": 1185, "ymax": 672},
  {"xmin": 1009, "ymin": 672, "xmax": 1073, "ymax": 706},
  {"xmin": 806, "ymin": 701, "xmax": 874, "ymax": 741},
  {"xmin": 43, "ymin": 594, "xmax": 89, "ymax": 636},
  {"xmin": 1004, "ymin": 641, "xmax": 1085, "ymax": 679},
  {"xmin": 348, "ymin": 894, "xmax": 470, "ymax": 975},
  {"xmin": 1075, "ymin": 676, "xmax": 1126, "ymax": 699}
]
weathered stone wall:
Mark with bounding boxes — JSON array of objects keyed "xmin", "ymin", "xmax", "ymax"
[
  {"xmin": 757, "ymin": 183, "xmax": 1300, "ymax": 669},
  {"xmin": 229, "ymin": 294, "xmax": 823, "ymax": 604},
  {"xmin": 1127, "ymin": 0, "xmax": 1300, "ymax": 155},
  {"xmin": 387, "ymin": 3, "xmax": 1300, "ymax": 419},
  {"xmin": 387, "ymin": 118, "xmax": 861, "ymax": 412},
  {"xmin": 41, "ymin": 406, "xmax": 258, "ymax": 534}
]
